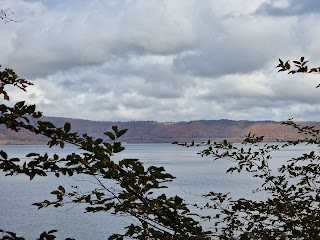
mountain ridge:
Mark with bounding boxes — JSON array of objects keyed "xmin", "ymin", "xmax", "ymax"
[{"xmin": 0, "ymin": 117, "xmax": 317, "ymax": 144}]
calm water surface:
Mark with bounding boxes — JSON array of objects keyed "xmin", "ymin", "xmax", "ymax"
[{"xmin": 0, "ymin": 143, "xmax": 317, "ymax": 239}]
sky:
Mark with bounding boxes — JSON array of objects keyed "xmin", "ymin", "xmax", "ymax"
[{"xmin": 1, "ymin": 0, "xmax": 320, "ymax": 122}]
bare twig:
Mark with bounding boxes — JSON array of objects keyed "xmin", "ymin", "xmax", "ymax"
[{"xmin": 0, "ymin": 8, "xmax": 24, "ymax": 24}]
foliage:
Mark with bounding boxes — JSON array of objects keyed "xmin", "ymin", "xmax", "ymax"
[
  {"xmin": 276, "ymin": 57, "xmax": 320, "ymax": 88},
  {"xmin": 0, "ymin": 66, "xmax": 208, "ymax": 239},
  {"xmin": 0, "ymin": 229, "xmax": 70, "ymax": 240},
  {"xmin": 1, "ymin": 58, "xmax": 320, "ymax": 240},
  {"xmin": 175, "ymin": 57, "xmax": 320, "ymax": 239},
  {"xmin": 178, "ymin": 129, "xmax": 320, "ymax": 239}
]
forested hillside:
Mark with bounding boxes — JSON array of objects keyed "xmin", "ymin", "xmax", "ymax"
[{"xmin": 0, "ymin": 117, "xmax": 313, "ymax": 144}]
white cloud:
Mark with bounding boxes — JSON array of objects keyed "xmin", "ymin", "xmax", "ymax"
[{"xmin": 1, "ymin": 0, "xmax": 320, "ymax": 121}]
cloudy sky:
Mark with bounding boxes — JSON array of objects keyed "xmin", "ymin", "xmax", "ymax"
[{"xmin": 1, "ymin": 0, "xmax": 320, "ymax": 122}]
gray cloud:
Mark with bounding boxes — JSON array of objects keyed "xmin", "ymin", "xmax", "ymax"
[
  {"xmin": 173, "ymin": 16, "xmax": 296, "ymax": 77},
  {"xmin": 2, "ymin": 0, "xmax": 320, "ymax": 122},
  {"xmin": 173, "ymin": 50, "xmax": 264, "ymax": 77},
  {"xmin": 3, "ymin": 0, "xmax": 197, "ymax": 79},
  {"xmin": 257, "ymin": 0, "xmax": 320, "ymax": 16}
]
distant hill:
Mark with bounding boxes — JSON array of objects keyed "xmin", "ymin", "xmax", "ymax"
[{"xmin": 0, "ymin": 117, "xmax": 318, "ymax": 144}]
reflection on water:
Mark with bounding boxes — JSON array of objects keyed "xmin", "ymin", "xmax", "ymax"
[{"xmin": 0, "ymin": 143, "xmax": 318, "ymax": 239}]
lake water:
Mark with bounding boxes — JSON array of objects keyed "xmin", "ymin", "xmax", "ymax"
[{"xmin": 0, "ymin": 143, "xmax": 317, "ymax": 239}]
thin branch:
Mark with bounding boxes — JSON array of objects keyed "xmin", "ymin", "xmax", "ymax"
[{"xmin": 0, "ymin": 8, "xmax": 24, "ymax": 24}]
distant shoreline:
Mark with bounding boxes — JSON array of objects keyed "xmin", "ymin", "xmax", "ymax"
[
  {"xmin": 0, "ymin": 137, "xmax": 289, "ymax": 146},
  {"xmin": 0, "ymin": 140, "xmax": 47, "ymax": 146}
]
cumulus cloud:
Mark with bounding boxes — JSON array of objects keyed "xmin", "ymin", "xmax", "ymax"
[{"xmin": 1, "ymin": 0, "xmax": 320, "ymax": 121}]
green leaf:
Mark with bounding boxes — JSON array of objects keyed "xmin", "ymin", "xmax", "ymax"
[
  {"xmin": 116, "ymin": 129, "xmax": 128, "ymax": 138},
  {"xmin": 15, "ymin": 101, "xmax": 25, "ymax": 108},
  {"xmin": 29, "ymin": 172, "xmax": 36, "ymax": 181},
  {"xmin": 58, "ymin": 186, "xmax": 65, "ymax": 193},
  {"xmin": 59, "ymin": 141, "xmax": 65, "ymax": 148},
  {"xmin": 285, "ymin": 61, "xmax": 290, "ymax": 69},
  {"xmin": 27, "ymin": 104, "xmax": 36, "ymax": 113},
  {"xmin": 112, "ymin": 125, "xmax": 118, "ymax": 133},
  {"xmin": 26, "ymin": 153, "xmax": 39, "ymax": 157},
  {"xmin": 0, "ymin": 150, "xmax": 8, "ymax": 159},
  {"xmin": 64, "ymin": 122, "xmax": 71, "ymax": 133},
  {"xmin": 104, "ymin": 131, "xmax": 115, "ymax": 140},
  {"xmin": 113, "ymin": 146, "xmax": 125, "ymax": 153},
  {"xmin": 38, "ymin": 121, "xmax": 55, "ymax": 129}
]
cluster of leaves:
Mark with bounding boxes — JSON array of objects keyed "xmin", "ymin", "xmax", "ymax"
[
  {"xmin": 276, "ymin": 57, "xmax": 320, "ymax": 88},
  {"xmin": 0, "ymin": 67, "xmax": 209, "ymax": 239},
  {"xmin": 0, "ymin": 65, "xmax": 33, "ymax": 101},
  {"xmin": 0, "ymin": 229, "xmax": 71, "ymax": 240}
]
